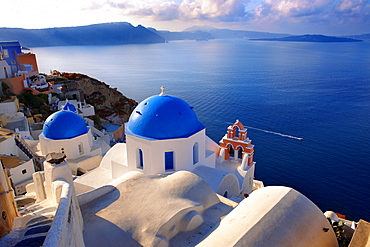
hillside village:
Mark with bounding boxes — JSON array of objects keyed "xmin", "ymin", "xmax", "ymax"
[
  {"xmin": 0, "ymin": 41, "xmax": 369, "ymax": 246},
  {"xmin": 0, "ymin": 40, "xmax": 139, "ymax": 188}
]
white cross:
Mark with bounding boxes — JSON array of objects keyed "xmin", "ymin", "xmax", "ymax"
[{"xmin": 159, "ymin": 85, "xmax": 166, "ymax": 96}]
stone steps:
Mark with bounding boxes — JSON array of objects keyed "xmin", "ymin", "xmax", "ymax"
[
  {"xmin": 0, "ymin": 215, "xmax": 54, "ymax": 247},
  {"xmin": 0, "ymin": 201, "xmax": 57, "ymax": 246}
]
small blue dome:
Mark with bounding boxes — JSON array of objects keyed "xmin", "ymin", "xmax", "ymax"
[
  {"xmin": 127, "ymin": 95, "xmax": 205, "ymax": 140},
  {"xmin": 62, "ymin": 102, "xmax": 76, "ymax": 112},
  {"xmin": 43, "ymin": 110, "xmax": 89, "ymax": 140}
]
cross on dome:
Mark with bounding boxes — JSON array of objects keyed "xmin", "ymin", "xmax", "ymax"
[{"xmin": 159, "ymin": 85, "xmax": 166, "ymax": 96}]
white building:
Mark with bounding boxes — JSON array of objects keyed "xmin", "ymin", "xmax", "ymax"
[
  {"xmin": 38, "ymin": 104, "xmax": 110, "ymax": 175},
  {"xmin": 75, "ymin": 89, "xmax": 256, "ymax": 198},
  {"xmin": 0, "ymin": 128, "xmax": 37, "ymax": 195},
  {"xmin": 0, "ymin": 60, "xmax": 11, "ymax": 79},
  {"xmin": 57, "ymin": 100, "xmax": 95, "ymax": 117},
  {"xmin": 0, "ymin": 96, "xmax": 19, "ymax": 116},
  {"xmin": 0, "ymin": 96, "xmax": 32, "ymax": 140}
]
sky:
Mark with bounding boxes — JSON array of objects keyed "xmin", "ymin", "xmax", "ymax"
[{"xmin": 1, "ymin": 0, "xmax": 369, "ymax": 35}]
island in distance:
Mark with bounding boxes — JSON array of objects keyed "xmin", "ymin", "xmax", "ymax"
[
  {"xmin": 0, "ymin": 22, "xmax": 290, "ymax": 47},
  {"xmin": 250, "ymin": 34, "xmax": 363, "ymax": 42}
]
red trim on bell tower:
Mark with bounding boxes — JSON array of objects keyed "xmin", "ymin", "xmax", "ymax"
[{"xmin": 219, "ymin": 120, "xmax": 255, "ymax": 166}]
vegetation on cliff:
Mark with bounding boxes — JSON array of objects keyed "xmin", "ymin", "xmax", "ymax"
[
  {"xmin": 10, "ymin": 72, "xmax": 137, "ymax": 128},
  {"xmin": 59, "ymin": 72, "xmax": 137, "ymax": 124},
  {"xmin": 17, "ymin": 90, "xmax": 52, "ymax": 118}
]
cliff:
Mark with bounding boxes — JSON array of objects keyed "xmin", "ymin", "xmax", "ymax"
[
  {"xmin": 0, "ymin": 22, "xmax": 165, "ymax": 47},
  {"xmin": 59, "ymin": 73, "xmax": 137, "ymax": 124}
]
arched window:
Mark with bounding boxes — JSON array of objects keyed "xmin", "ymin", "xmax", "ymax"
[
  {"xmin": 137, "ymin": 149, "xmax": 144, "ymax": 169},
  {"xmin": 225, "ymin": 144, "xmax": 234, "ymax": 160},
  {"xmin": 236, "ymin": 146, "xmax": 243, "ymax": 159},
  {"xmin": 233, "ymin": 126, "xmax": 240, "ymax": 139},
  {"xmin": 165, "ymin": 151, "xmax": 174, "ymax": 171},
  {"xmin": 228, "ymin": 144, "xmax": 234, "ymax": 156},
  {"xmin": 193, "ymin": 142, "xmax": 199, "ymax": 165}
]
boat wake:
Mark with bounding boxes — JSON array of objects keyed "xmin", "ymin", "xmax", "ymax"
[{"xmin": 245, "ymin": 125, "xmax": 303, "ymax": 140}]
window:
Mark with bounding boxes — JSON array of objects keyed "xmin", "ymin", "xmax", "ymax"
[
  {"xmin": 234, "ymin": 126, "xmax": 240, "ymax": 138},
  {"xmin": 228, "ymin": 144, "xmax": 234, "ymax": 156},
  {"xmin": 22, "ymin": 169, "xmax": 27, "ymax": 174},
  {"xmin": 137, "ymin": 149, "xmax": 144, "ymax": 169},
  {"xmin": 78, "ymin": 143, "xmax": 84, "ymax": 155},
  {"xmin": 237, "ymin": 147, "xmax": 243, "ymax": 159},
  {"xmin": 165, "ymin": 151, "xmax": 174, "ymax": 171},
  {"xmin": 3, "ymin": 49, "xmax": 8, "ymax": 58},
  {"xmin": 3, "ymin": 67, "xmax": 8, "ymax": 78},
  {"xmin": 193, "ymin": 143, "xmax": 199, "ymax": 165}
]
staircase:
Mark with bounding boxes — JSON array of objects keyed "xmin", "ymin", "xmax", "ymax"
[
  {"xmin": 14, "ymin": 134, "xmax": 42, "ymax": 171},
  {"xmin": 0, "ymin": 200, "xmax": 57, "ymax": 247},
  {"xmin": 0, "ymin": 193, "xmax": 57, "ymax": 247}
]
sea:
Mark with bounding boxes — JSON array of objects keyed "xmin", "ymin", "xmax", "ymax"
[{"xmin": 32, "ymin": 39, "xmax": 370, "ymax": 221}]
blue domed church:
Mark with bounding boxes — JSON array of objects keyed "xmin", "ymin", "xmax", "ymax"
[
  {"xmin": 75, "ymin": 88, "xmax": 257, "ymax": 198},
  {"xmin": 125, "ymin": 90, "xmax": 218, "ymax": 175},
  {"xmin": 39, "ymin": 103, "xmax": 104, "ymax": 173}
]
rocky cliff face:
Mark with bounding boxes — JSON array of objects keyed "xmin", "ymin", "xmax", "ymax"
[{"xmin": 60, "ymin": 73, "xmax": 137, "ymax": 124}]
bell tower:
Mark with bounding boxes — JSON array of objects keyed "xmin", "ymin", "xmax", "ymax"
[{"xmin": 219, "ymin": 120, "xmax": 255, "ymax": 169}]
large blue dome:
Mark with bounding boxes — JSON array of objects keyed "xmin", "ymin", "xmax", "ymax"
[
  {"xmin": 127, "ymin": 95, "xmax": 205, "ymax": 140},
  {"xmin": 43, "ymin": 110, "xmax": 89, "ymax": 140}
]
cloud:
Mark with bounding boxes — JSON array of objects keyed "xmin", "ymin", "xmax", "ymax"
[
  {"xmin": 179, "ymin": 0, "xmax": 247, "ymax": 20},
  {"xmin": 253, "ymin": 0, "xmax": 332, "ymax": 21},
  {"xmin": 87, "ymin": 0, "xmax": 370, "ymax": 25},
  {"xmin": 89, "ymin": 0, "xmax": 249, "ymax": 21},
  {"xmin": 332, "ymin": 0, "xmax": 370, "ymax": 23},
  {"xmin": 82, "ymin": 0, "xmax": 370, "ymax": 34},
  {"xmin": 251, "ymin": 0, "xmax": 370, "ymax": 24}
]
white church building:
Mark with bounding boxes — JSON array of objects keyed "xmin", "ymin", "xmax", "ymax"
[
  {"xmin": 38, "ymin": 102, "xmax": 110, "ymax": 175},
  {"xmin": 74, "ymin": 88, "xmax": 257, "ymax": 198}
]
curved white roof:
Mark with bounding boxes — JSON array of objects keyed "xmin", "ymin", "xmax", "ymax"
[{"xmin": 198, "ymin": 186, "xmax": 338, "ymax": 247}]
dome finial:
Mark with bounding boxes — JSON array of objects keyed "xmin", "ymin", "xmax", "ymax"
[{"xmin": 159, "ymin": 85, "xmax": 166, "ymax": 96}]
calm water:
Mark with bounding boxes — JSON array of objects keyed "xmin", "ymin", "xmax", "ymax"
[{"xmin": 33, "ymin": 40, "xmax": 370, "ymax": 221}]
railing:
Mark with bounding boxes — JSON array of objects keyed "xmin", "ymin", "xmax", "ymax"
[{"xmin": 43, "ymin": 180, "xmax": 85, "ymax": 247}]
